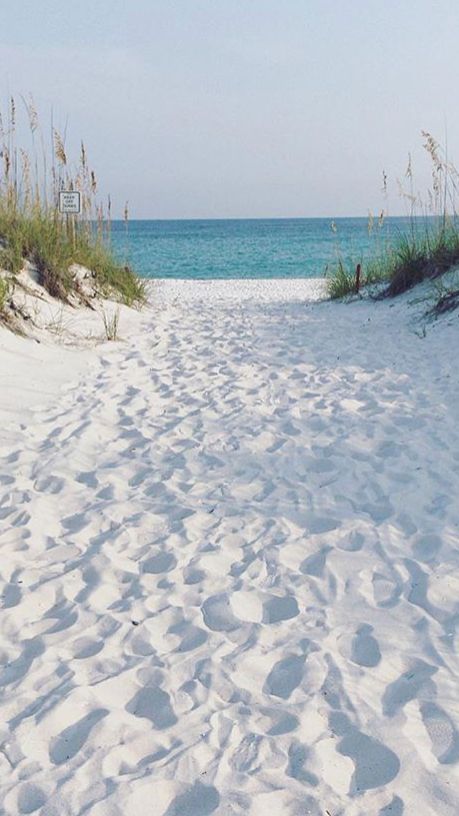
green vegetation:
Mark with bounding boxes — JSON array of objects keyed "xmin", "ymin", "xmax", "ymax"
[
  {"xmin": 380, "ymin": 225, "xmax": 459, "ymax": 297},
  {"xmin": 327, "ymin": 132, "xmax": 459, "ymax": 302},
  {"xmin": 327, "ymin": 256, "xmax": 388, "ymax": 299},
  {"xmin": 0, "ymin": 96, "xmax": 145, "ymax": 309},
  {"xmin": 101, "ymin": 306, "xmax": 120, "ymax": 341},
  {"xmin": 0, "ymin": 274, "xmax": 9, "ymax": 313}
]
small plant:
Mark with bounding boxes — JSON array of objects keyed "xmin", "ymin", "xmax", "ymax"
[
  {"xmin": 101, "ymin": 306, "xmax": 120, "ymax": 341},
  {"xmin": 46, "ymin": 305, "xmax": 67, "ymax": 338},
  {"xmin": 327, "ymin": 259, "xmax": 357, "ymax": 299}
]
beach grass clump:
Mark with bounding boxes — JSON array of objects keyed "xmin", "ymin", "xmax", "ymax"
[
  {"xmin": 327, "ymin": 259, "xmax": 358, "ymax": 299},
  {"xmin": 327, "ymin": 253, "xmax": 391, "ymax": 299},
  {"xmin": 380, "ymin": 225, "xmax": 459, "ymax": 297},
  {"xmin": 0, "ymin": 95, "xmax": 145, "ymax": 308},
  {"xmin": 327, "ymin": 132, "xmax": 459, "ymax": 300},
  {"xmin": 101, "ymin": 306, "xmax": 120, "ymax": 341},
  {"xmin": 75, "ymin": 242, "xmax": 147, "ymax": 306}
]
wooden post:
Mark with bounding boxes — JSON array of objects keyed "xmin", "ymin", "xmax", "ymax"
[{"xmin": 355, "ymin": 263, "xmax": 361, "ymax": 294}]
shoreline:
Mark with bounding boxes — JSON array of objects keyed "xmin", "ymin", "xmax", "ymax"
[{"xmin": 150, "ymin": 276, "xmax": 328, "ymax": 304}]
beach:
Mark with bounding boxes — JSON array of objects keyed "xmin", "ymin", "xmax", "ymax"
[{"xmin": 1, "ymin": 279, "xmax": 459, "ymax": 815}]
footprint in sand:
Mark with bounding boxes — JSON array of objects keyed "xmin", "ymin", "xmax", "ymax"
[
  {"xmin": 143, "ymin": 551, "xmax": 177, "ymax": 574},
  {"xmin": 61, "ymin": 511, "xmax": 88, "ymax": 533},
  {"xmin": 33, "ymin": 474, "xmax": 65, "ymax": 494},
  {"xmin": 350, "ymin": 624, "xmax": 381, "ymax": 668},
  {"xmin": 128, "ymin": 466, "xmax": 151, "ymax": 487},
  {"xmin": 262, "ymin": 708, "xmax": 299, "ymax": 736},
  {"xmin": 330, "ymin": 711, "xmax": 400, "ymax": 792},
  {"xmin": 382, "ymin": 660, "xmax": 437, "ymax": 717},
  {"xmin": 420, "ymin": 702, "xmax": 459, "ymax": 764},
  {"xmin": 0, "ymin": 637, "xmax": 45, "ymax": 687},
  {"xmin": 287, "ymin": 741, "xmax": 319, "ymax": 786},
  {"xmin": 201, "ymin": 594, "xmax": 241, "ymax": 632},
  {"xmin": 263, "ymin": 654, "xmax": 305, "ymax": 699},
  {"xmin": 168, "ymin": 619, "xmax": 208, "ymax": 652},
  {"xmin": 230, "ymin": 733, "xmax": 263, "ymax": 772},
  {"xmin": 306, "ymin": 516, "xmax": 341, "ymax": 534},
  {"xmin": 127, "ymin": 685, "xmax": 177, "ymax": 729},
  {"xmin": 336, "ymin": 530, "xmax": 365, "ymax": 552},
  {"xmin": 361, "ymin": 498, "xmax": 394, "ymax": 524},
  {"xmin": 71, "ymin": 637, "xmax": 104, "ymax": 659},
  {"xmin": 300, "ymin": 546, "xmax": 331, "ymax": 577},
  {"xmin": 412, "ymin": 533, "xmax": 442, "ymax": 563},
  {"xmin": 44, "ymin": 599, "xmax": 78, "ymax": 635},
  {"xmin": 371, "ymin": 568, "xmax": 403, "ymax": 608},
  {"xmin": 49, "ymin": 709, "xmax": 108, "ymax": 765},
  {"xmin": 75, "ymin": 471, "xmax": 98, "ymax": 488},
  {"xmin": 1, "ymin": 577, "xmax": 22, "ymax": 608},
  {"xmin": 163, "ymin": 782, "xmax": 220, "ymax": 816},
  {"xmin": 229, "ymin": 548, "xmax": 257, "ymax": 578},
  {"xmin": 262, "ymin": 594, "xmax": 299, "ymax": 623},
  {"xmin": 17, "ymin": 783, "xmax": 46, "ymax": 814},
  {"xmin": 379, "ymin": 795, "xmax": 404, "ymax": 815},
  {"xmin": 394, "ymin": 512, "xmax": 417, "ymax": 536},
  {"xmin": 183, "ymin": 565, "xmax": 206, "ymax": 585}
]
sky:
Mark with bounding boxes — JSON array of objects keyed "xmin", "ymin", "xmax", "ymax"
[{"xmin": 1, "ymin": 0, "xmax": 458, "ymax": 219}]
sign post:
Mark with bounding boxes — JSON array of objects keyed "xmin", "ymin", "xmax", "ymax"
[{"xmin": 58, "ymin": 191, "xmax": 81, "ymax": 248}]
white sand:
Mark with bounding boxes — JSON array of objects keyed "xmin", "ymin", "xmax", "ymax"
[{"xmin": 1, "ymin": 277, "xmax": 459, "ymax": 815}]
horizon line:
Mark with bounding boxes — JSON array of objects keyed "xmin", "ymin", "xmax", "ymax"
[{"xmin": 110, "ymin": 213, "xmax": 437, "ymax": 221}]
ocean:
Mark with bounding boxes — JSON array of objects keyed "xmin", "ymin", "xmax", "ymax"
[{"xmin": 108, "ymin": 216, "xmax": 420, "ymax": 280}]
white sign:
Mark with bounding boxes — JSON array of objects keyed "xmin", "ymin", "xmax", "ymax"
[{"xmin": 59, "ymin": 191, "xmax": 81, "ymax": 214}]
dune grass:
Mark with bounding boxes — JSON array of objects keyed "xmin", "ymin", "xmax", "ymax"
[
  {"xmin": 327, "ymin": 132, "xmax": 459, "ymax": 300},
  {"xmin": 101, "ymin": 306, "xmax": 120, "ymax": 341},
  {"xmin": 0, "ymin": 96, "xmax": 145, "ymax": 308},
  {"xmin": 327, "ymin": 256, "xmax": 389, "ymax": 299},
  {"xmin": 378, "ymin": 223, "xmax": 459, "ymax": 297},
  {"xmin": 0, "ymin": 274, "xmax": 9, "ymax": 313}
]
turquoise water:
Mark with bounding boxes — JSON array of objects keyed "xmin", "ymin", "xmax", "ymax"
[{"xmin": 109, "ymin": 217, "xmax": 419, "ymax": 280}]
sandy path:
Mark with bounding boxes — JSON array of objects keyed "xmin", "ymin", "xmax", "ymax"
[{"xmin": 1, "ymin": 283, "xmax": 458, "ymax": 815}]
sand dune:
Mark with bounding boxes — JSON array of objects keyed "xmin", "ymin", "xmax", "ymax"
[{"xmin": 1, "ymin": 279, "xmax": 458, "ymax": 815}]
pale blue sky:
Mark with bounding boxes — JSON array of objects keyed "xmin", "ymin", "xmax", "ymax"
[{"xmin": 1, "ymin": 1, "xmax": 458, "ymax": 218}]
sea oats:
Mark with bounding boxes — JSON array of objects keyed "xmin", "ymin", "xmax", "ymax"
[
  {"xmin": 10, "ymin": 96, "xmax": 16, "ymax": 130},
  {"xmin": 24, "ymin": 94, "xmax": 38, "ymax": 133},
  {"xmin": 3, "ymin": 147, "xmax": 10, "ymax": 178},
  {"xmin": 381, "ymin": 169, "xmax": 388, "ymax": 197},
  {"xmin": 53, "ymin": 129, "xmax": 67, "ymax": 166}
]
